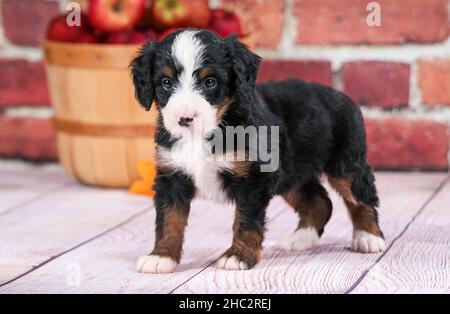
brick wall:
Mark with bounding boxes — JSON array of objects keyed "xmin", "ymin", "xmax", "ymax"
[{"xmin": 0, "ymin": 0, "xmax": 449, "ymax": 170}]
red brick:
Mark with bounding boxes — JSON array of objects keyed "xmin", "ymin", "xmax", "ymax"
[
  {"xmin": 1, "ymin": 0, "xmax": 60, "ymax": 46},
  {"xmin": 419, "ymin": 59, "xmax": 450, "ymax": 106},
  {"xmin": 295, "ymin": 0, "xmax": 449, "ymax": 45},
  {"xmin": 221, "ymin": 0, "xmax": 285, "ymax": 48},
  {"xmin": 0, "ymin": 59, "xmax": 50, "ymax": 107},
  {"xmin": 0, "ymin": 116, "xmax": 57, "ymax": 161},
  {"xmin": 343, "ymin": 62, "xmax": 410, "ymax": 109},
  {"xmin": 257, "ymin": 60, "xmax": 332, "ymax": 86},
  {"xmin": 365, "ymin": 118, "xmax": 449, "ymax": 170}
]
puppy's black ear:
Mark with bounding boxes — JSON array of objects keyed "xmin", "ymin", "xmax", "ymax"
[
  {"xmin": 227, "ymin": 36, "xmax": 262, "ymax": 102},
  {"xmin": 131, "ymin": 42, "xmax": 157, "ymax": 111}
]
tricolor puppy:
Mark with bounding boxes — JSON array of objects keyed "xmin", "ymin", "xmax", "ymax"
[{"xmin": 131, "ymin": 29, "xmax": 385, "ymax": 274}]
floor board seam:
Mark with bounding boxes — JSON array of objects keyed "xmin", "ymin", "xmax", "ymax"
[
  {"xmin": 0, "ymin": 206, "xmax": 152, "ymax": 289},
  {"xmin": 168, "ymin": 260, "xmax": 218, "ymax": 294},
  {"xmin": 0, "ymin": 181, "xmax": 75, "ymax": 218},
  {"xmin": 344, "ymin": 174, "xmax": 450, "ymax": 294}
]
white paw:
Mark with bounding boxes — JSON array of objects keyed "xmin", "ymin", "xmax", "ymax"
[
  {"xmin": 276, "ymin": 227, "xmax": 319, "ymax": 251},
  {"xmin": 217, "ymin": 255, "xmax": 249, "ymax": 270},
  {"xmin": 136, "ymin": 255, "xmax": 177, "ymax": 274},
  {"xmin": 351, "ymin": 230, "xmax": 386, "ymax": 253}
]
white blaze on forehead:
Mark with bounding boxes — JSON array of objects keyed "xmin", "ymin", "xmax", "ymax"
[
  {"xmin": 171, "ymin": 30, "xmax": 205, "ymax": 89},
  {"xmin": 162, "ymin": 30, "xmax": 216, "ymax": 138}
]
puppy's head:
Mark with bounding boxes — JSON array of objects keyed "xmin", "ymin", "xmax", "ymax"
[{"xmin": 131, "ymin": 29, "xmax": 261, "ymax": 138}]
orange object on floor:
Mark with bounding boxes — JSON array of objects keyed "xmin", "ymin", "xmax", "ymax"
[{"xmin": 129, "ymin": 161, "xmax": 157, "ymax": 197}]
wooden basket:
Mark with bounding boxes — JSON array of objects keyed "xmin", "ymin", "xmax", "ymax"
[{"xmin": 44, "ymin": 41, "xmax": 157, "ymax": 188}]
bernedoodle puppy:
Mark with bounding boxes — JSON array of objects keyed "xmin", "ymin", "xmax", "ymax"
[{"xmin": 131, "ymin": 29, "xmax": 385, "ymax": 274}]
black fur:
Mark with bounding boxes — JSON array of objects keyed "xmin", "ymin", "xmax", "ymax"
[
  {"xmin": 131, "ymin": 29, "xmax": 383, "ymax": 270},
  {"xmin": 131, "ymin": 42, "xmax": 157, "ymax": 111}
]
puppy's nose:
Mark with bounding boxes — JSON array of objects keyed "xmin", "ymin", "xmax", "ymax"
[{"xmin": 178, "ymin": 116, "xmax": 194, "ymax": 127}]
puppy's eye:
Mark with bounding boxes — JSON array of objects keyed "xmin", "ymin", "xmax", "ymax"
[
  {"xmin": 161, "ymin": 78, "xmax": 173, "ymax": 91},
  {"xmin": 203, "ymin": 77, "xmax": 217, "ymax": 89}
]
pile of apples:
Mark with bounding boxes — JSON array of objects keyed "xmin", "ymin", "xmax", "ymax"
[{"xmin": 46, "ymin": 0, "xmax": 243, "ymax": 44}]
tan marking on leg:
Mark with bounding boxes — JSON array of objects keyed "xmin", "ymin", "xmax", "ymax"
[
  {"xmin": 152, "ymin": 208, "xmax": 189, "ymax": 262},
  {"xmin": 231, "ymin": 228, "xmax": 263, "ymax": 264},
  {"xmin": 283, "ymin": 181, "xmax": 332, "ymax": 233},
  {"xmin": 219, "ymin": 211, "xmax": 263, "ymax": 269},
  {"xmin": 277, "ymin": 180, "xmax": 331, "ymax": 251},
  {"xmin": 328, "ymin": 177, "xmax": 358, "ymax": 205},
  {"xmin": 283, "ymin": 187, "xmax": 314, "ymax": 229},
  {"xmin": 345, "ymin": 200, "xmax": 382, "ymax": 237},
  {"xmin": 328, "ymin": 176, "xmax": 382, "ymax": 237}
]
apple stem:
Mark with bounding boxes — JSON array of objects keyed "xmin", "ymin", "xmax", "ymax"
[
  {"xmin": 112, "ymin": 1, "xmax": 123, "ymax": 12},
  {"xmin": 167, "ymin": 0, "xmax": 177, "ymax": 9}
]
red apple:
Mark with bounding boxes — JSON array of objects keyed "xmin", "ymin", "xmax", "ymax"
[
  {"xmin": 77, "ymin": 33, "xmax": 101, "ymax": 44},
  {"xmin": 151, "ymin": 0, "xmax": 210, "ymax": 30},
  {"xmin": 137, "ymin": 0, "xmax": 155, "ymax": 28},
  {"xmin": 139, "ymin": 28, "xmax": 159, "ymax": 41},
  {"xmin": 46, "ymin": 14, "xmax": 89, "ymax": 42},
  {"xmin": 88, "ymin": 0, "xmax": 146, "ymax": 33},
  {"xmin": 105, "ymin": 30, "xmax": 131, "ymax": 44},
  {"xmin": 105, "ymin": 30, "xmax": 148, "ymax": 44},
  {"xmin": 209, "ymin": 9, "xmax": 242, "ymax": 38},
  {"xmin": 129, "ymin": 31, "xmax": 148, "ymax": 44},
  {"xmin": 157, "ymin": 28, "xmax": 179, "ymax": 41}
]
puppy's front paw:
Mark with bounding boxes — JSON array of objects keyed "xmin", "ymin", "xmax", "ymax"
[
  {"xmin": 136, "ymin": 255, "xmax": 177, "ymax": 274},
  {"xmin": 217, "ymin": 255, "xmax": 250, "ymax": 270},
  {"xmin": 276, "ymin": 227, "xmax": 319, "ymax": 251},
  {"xmin": 351, "ymin": 230, "xmax": 386, "ymax": 253}
]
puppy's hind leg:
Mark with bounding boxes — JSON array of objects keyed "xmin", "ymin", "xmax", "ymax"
[
  {"xmin": 328, "ymin": 165, "xmax": 385, "ymax": 253},
  {"xmin": 277, "ymin": 178, "xmax": 333, "ymax": 251}
]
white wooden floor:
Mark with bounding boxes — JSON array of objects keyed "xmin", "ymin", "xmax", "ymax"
[{"xmin": 0, "ymin": 161, "xmax": 448, "ymax": 294}]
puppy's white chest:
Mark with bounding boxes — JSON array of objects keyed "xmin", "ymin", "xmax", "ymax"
[{"xmin": 159, "ymin": 139, "xmax": 229, "ymax": 203}]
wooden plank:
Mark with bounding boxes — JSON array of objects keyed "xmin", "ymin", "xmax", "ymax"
[
  {"xmin": 44, "ymin": 41, "xmax": 140, "ymax": 69},
  {"xmin": 0, "ymin": 182, "xmax": 152, "ymax": 286},
  {"xmin": 351, "ymin": 177, "xmax": 450, "ymax": 294},
  {"xmin": 1, "ymin": 172, "xmax": 445, "ymax": 293},
  {"xmin": 0, "ymin": 163, "xmax": 72, "ymax": 214},
  {"xmin": 0, "ymin": 198, "xmax": 290, "ymax": 293},
  {"xmin": 173, "ymin": 173, "xmax": 447, "ymax": 294}
]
